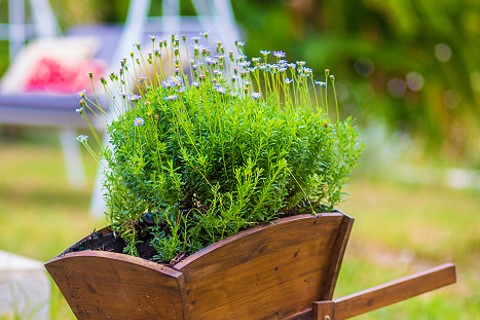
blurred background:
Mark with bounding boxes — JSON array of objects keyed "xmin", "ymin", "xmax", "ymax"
[
  {"xmin": 2, "ymin": 0, "xmax": 480, "ymax": 168},
  {"xmin": 0, "ymin": 0, "xmax": 479, "ymax": 319}
]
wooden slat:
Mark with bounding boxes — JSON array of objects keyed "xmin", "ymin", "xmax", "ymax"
[
  {"xmin": 313, "ymin": 301, "xmax": 334, "ymax": 320},
  {"xmin": 174, "ymin": 213, "xmax": 353, "ymax": 320},
  {"xmin": 46, "ymin": 213, "xmax": 356, "ymax": 319},
  {"xmin": 330, "ymin": 263, "xmax": 456, "ymax": 319},
  {"xmin": 45, "ymin": 251, "xmax": 187, "ymax": 320},
  {"xmin": 321, "ymin": 212, "xmax": 354, "ymax": 300}
]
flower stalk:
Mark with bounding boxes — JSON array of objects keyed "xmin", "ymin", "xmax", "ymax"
[{"xmin": 77, "ymin": 33, "xmax": 363, "ymax": 263}]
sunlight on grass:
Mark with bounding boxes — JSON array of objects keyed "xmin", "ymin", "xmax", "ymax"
[
  {"xmin": 335, "ymin": 176, "xmax": 480, "ymax": 319},
  {"xmin": 341, "ymin": 178, "xmax": 480, "ymax": 260},
  {"xmin": 0, "ymin": 139, "xmax": 479, "ymax": 319},
  {"xmin": 0, "ymin": 138, "xmax": 102, "ymax": 320},
  {"xmin": 0, "ymin": 141, "xmax": 102, "ymax": 260}
]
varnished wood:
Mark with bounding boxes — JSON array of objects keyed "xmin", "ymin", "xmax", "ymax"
[
  {"xmin": 313, "ymin": 263, "xmax": 456, "ymax": 319},
  {"xmin": 45, "ymin": 251, "xmax": 187, "ymax": 320},
  {"xmin": 174, "ymin": 213, "xmax": 352, "ymax": 320},
  {"xmin": 46, "ymin": 213, "xmax": 353, "ymax": 320},
  {"xmin": 321, "ymin": 212, "xmax": 354, "ymax": 300},
  {"xmin": 46, "ymin": 212, "xmax": 455, "ymax": 320},
  {"xmin": 313, "ymin": 301, "xmax": 334, "ymax": 320}
]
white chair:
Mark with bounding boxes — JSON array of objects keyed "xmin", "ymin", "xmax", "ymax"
[
  {"xmin": 0, "ymin": 0, "xmax": 241, "ymax": 216},
  {"xmin": 0, "ymin": 0, "xmax": 142, "ymax": 189}
]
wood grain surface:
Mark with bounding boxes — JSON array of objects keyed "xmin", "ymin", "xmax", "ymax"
[
  {"xmin": 45, "ymin": 213, "xmax": 354, "ymax": 319},
  {"xmin": 175, "ymin": 213, "xmax": 352, "ymax": 319},
  {"xmin": 45, "ymin": 251, "xmax": 187, "ymax": 320}
]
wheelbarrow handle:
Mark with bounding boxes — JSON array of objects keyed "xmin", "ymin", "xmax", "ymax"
[{"xmin": 313, "ymin": 262, "xmax": 456, "ymax": 320}]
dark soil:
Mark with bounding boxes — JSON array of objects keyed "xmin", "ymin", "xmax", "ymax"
[
  {"xmin": 62, "ymin": 216, "xmax": 160, "ymax": 263},
  {"xmin": 62, "ymin": 205, "xmax": 329, "ymax": 265}
]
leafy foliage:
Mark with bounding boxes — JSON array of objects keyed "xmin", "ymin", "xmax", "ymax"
[{"xmin": 79, "ymin": 35, "xmax": 363, "ymax": 263}]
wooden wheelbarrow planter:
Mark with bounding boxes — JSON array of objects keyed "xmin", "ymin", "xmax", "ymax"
[{"xmin": 45, "ymin": 212, "xmax": 456, "ymax": 319}]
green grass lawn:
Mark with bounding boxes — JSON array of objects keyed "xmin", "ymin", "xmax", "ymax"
[
  {"xmin": 0, "ymin": 136, "xmax": 478, "ymax": 319},
  {"xmin": 337, "ymin": 178, "xmax": 480, "ymax": 319}
]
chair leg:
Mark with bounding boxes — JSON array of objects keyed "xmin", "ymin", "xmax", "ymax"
[
  {"xmin": 89, "ymin": 132, "xmax": 111, "ymax": 218},
  {"xmin": 59, "ymin": 129, "xmax": 86, "ymax": 189},
  {"xmin": 90, "ymin": 157, "xmax": 107, "ymax": 218}
]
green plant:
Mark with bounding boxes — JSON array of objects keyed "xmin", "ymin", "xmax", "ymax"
[{"xmin": 78, "ymin": 34, "xmax": 363, "ymax": 263}]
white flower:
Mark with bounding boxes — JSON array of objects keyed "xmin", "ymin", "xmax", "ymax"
[
  {"xmin": 133, "ymin": 117, "xmax": 145, "ymax": 126},
  {"xmin": 251, "ymin": 92, "xmax": 261, "ymax": 99},
  {"xmin": 76, "ymin": 135, "xmax": 88, "ymax": 143}
]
